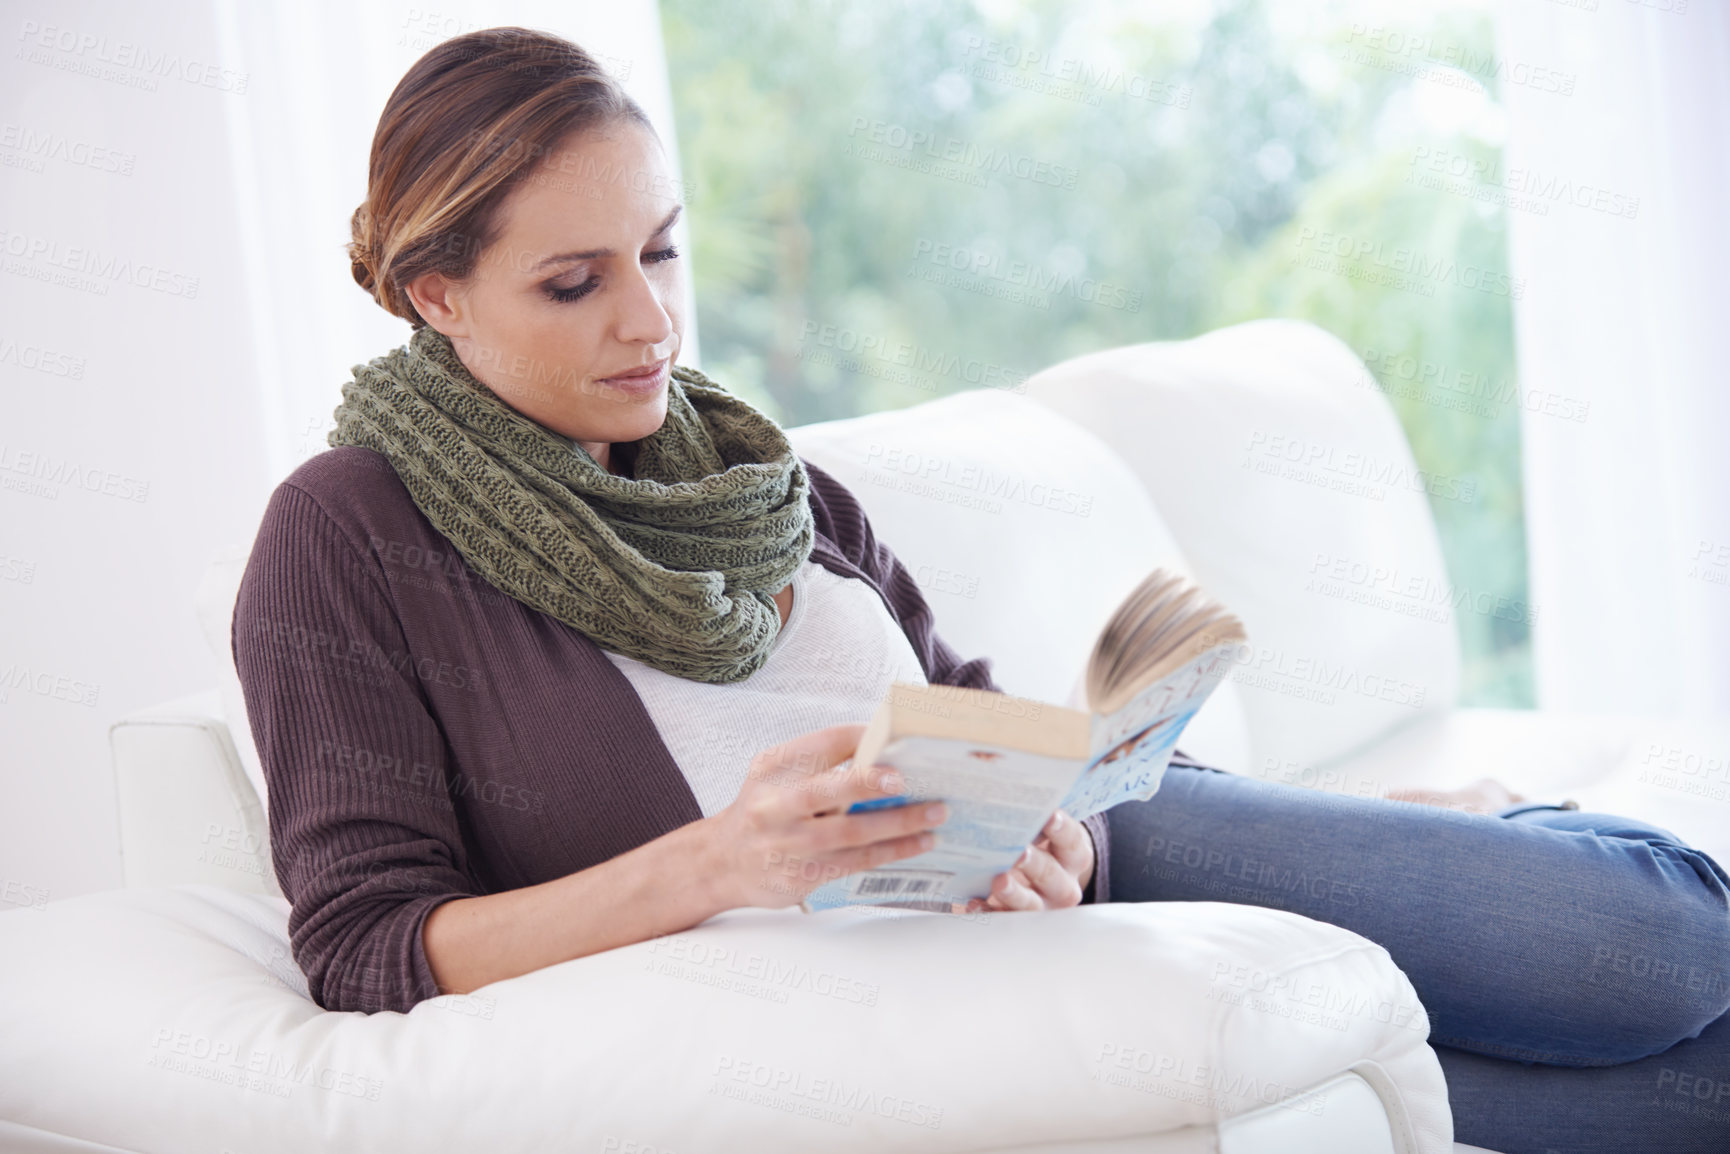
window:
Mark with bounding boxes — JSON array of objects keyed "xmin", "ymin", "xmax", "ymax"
[{"xmin": 664, "ymin": 0, "xmax": 1531, "ymax": 706}]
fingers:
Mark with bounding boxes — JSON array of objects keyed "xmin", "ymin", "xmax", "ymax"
[
  {"xmin": 1014, "ymin": 842, "xmax": 1083, "ymax": 908},
  {"xmin": 987, "ymin": 867, "xmax": 1044, "ymax": 911},
  {"xmin": 749, "ymin": 723, "xmax": 866, "ymax": 785},
  {"xmin": 1040, "ymin": 810, "xmax": 1092, "ymax": 880},
  {"xmin": 748, "ymin": 724, "xmax": 886, "ymax": 818},
  {"xmin": 967, "ymin": 844, "xmax": 1082, "ymax": 913},
  {"xmin": 822, "ymin": 829, "xmax": 937, "ymax": 877},
  {"xmin": 805, "ymin": 800, "xmax": 948, "ymax": 855}
]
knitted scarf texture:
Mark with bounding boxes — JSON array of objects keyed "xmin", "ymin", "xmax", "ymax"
[{"xmin": 328, "ymin": 325, "xmax": 814, "ymax": 683}]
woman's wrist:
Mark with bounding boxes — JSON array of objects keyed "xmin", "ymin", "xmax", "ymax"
[{"xmin": 665, "ymin": 814, "xmax": 738, "ymax": 919}]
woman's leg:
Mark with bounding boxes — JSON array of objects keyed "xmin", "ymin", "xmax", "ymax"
[
  {"xmin": 1105, "ymin": 765, "xmax": 1730, "ymax": 1064},
  {"xmin": 1436, "ymin": 1010, "xmax": 1730, "ymax": 1154}
]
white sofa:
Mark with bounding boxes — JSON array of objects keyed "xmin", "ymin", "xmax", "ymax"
[{"xmin": 20, "ymin": 317, "xmax": 1714, "ymax": 1153}]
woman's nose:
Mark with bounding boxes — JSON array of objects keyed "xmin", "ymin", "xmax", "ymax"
[{"xmin": 612, "ymin": 265, "xmax": 675, "ymax": 348}]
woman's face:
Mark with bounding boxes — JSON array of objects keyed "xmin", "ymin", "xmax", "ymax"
[{"xmin": 405, "ymin": 120, "xmax": 686, "ymax": 462}]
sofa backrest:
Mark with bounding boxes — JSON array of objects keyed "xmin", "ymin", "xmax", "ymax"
[
  {"xmin": 1023, "ymin": 319, "xmax": 1461, "ymax": 772},
  {"xmin": 786, "ymin": 386, "xmax": 1254, "ymax": 772}
]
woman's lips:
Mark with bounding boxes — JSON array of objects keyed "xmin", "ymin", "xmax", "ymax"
[{"xmin": 593, "ymin": 358, "xmax": 669, "ymax": 398}]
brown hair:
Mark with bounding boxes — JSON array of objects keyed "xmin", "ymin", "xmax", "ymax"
[{"xmin": 348, "ymin": 27, "xmax": 653, "ymax": 328}]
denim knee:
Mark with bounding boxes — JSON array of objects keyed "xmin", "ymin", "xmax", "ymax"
[{"xmin": 1568, "ymin": 841, "xmax": 1730, "ymax": 1062}]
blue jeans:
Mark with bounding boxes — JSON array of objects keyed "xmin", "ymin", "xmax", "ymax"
[{"xmin": 1105, "ymin": 765, "xmax": 1730, "ymax": 1154}]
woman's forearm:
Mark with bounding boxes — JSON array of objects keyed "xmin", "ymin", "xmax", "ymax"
[{"xmin": 421, "ymin": 816, "xmax": 727, "ymax": 997}]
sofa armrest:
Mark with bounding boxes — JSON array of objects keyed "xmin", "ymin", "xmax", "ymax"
[{"xmin": 109, "ymin": 689, "xmax": 279, "ymax": 897}]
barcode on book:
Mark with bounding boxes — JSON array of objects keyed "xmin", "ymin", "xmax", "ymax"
[{"xmin": 855, "ymin": 872, "xmax": 950, "ymax": 897}]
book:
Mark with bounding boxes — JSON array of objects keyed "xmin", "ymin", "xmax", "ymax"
[{"xmin": 800, "ymin": 567, "xmax": 1246, "ymax": 913}]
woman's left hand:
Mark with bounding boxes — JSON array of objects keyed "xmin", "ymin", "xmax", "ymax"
[{"xmin": 963, "ymin": 809, "xmax": 1095, "ymax": 912}]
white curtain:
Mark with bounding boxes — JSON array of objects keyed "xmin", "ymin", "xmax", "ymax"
[{"xmin": 1495, "ymin": 0, "xmax": 1730, "ymax": 718}]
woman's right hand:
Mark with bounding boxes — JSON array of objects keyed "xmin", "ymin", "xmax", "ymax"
[{"xmin": 701, "ymin": 722, "xmax": 948, "ymax": 909}]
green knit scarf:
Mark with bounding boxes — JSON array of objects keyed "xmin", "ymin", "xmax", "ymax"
[{"xmin": 328, "ymin": 325, "xmax": 814, "ymax": 683}]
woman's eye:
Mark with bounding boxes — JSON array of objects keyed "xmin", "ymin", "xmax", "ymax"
[
  {"xmin": 544, "ymin": 277, "xmax": 599, "ymax": 304},
  {"xmin": 543, "ymin": 247, "xmax": 678, "ymax": 304}
]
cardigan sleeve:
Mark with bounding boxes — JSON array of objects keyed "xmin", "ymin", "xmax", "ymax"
[
  {"xmin": 233, "ymin": 481, "xmax": 482, "ymax": 1013},
  {"xmin": 799, "ymin": 457, "xmax": 1112, "ymax": 903}
]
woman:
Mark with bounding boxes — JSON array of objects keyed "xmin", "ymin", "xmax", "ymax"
[{"xmin": 234, "ymin": 27, "xmax": 1729, "ymax": 1153}]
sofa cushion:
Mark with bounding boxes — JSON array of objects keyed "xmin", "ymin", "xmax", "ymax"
[
  {"xmin": 788, "ymin": 387, "xmax": 1254, "ymax": 774},
  {"xmin": 1024, "ymin": 320, "xmax": 1460, "ymax": 771},
  {"xmin": 0, "ymin": 885, "xmax": 1452, "ymax": 1153}
]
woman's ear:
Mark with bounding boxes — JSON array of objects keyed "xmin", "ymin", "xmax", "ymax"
[{"xmin": 403, "ymin": 271, "xmax": 467, "ymax": 338}]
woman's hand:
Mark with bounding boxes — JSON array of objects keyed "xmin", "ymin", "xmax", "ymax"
[
  {"xmin": 702, "ymin": 723, "xmax": 950, "ymax": 910},
  {"xmin": 1385, "ymin": 777, "xmax": 1525, "ymax": 814},
  {"xmin": 963, "ymin": 810, "xmax": 1095, "ymax": 913}
]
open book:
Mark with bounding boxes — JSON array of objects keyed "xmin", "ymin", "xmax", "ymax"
[{"xmin": 801, "ymin": 567, "xmax": 1246, "ymax": 913}]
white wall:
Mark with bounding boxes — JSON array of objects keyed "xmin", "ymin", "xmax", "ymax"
[{"xmin": 0, "ymin": 0, "xmax": 685, "ymax": 902}]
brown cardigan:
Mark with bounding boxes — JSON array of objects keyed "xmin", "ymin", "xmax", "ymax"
[{"xmin": 233, "ymin": 447, "xmax": 1135, "ymax": 1013}]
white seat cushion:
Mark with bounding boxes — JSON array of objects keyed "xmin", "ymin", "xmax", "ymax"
[{"xmin": 0, "ymin": 886, "xmax": 1451, "ymax": 1153}]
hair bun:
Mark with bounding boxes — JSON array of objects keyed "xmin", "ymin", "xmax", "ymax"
[{"xmin": 348, "ymin": 204, "xmax": 379, "ymax": 294}]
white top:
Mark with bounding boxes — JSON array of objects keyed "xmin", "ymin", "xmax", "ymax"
[{"xmin": 602, "ymin": 559, "xmax": 931, "ymax": 817}]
